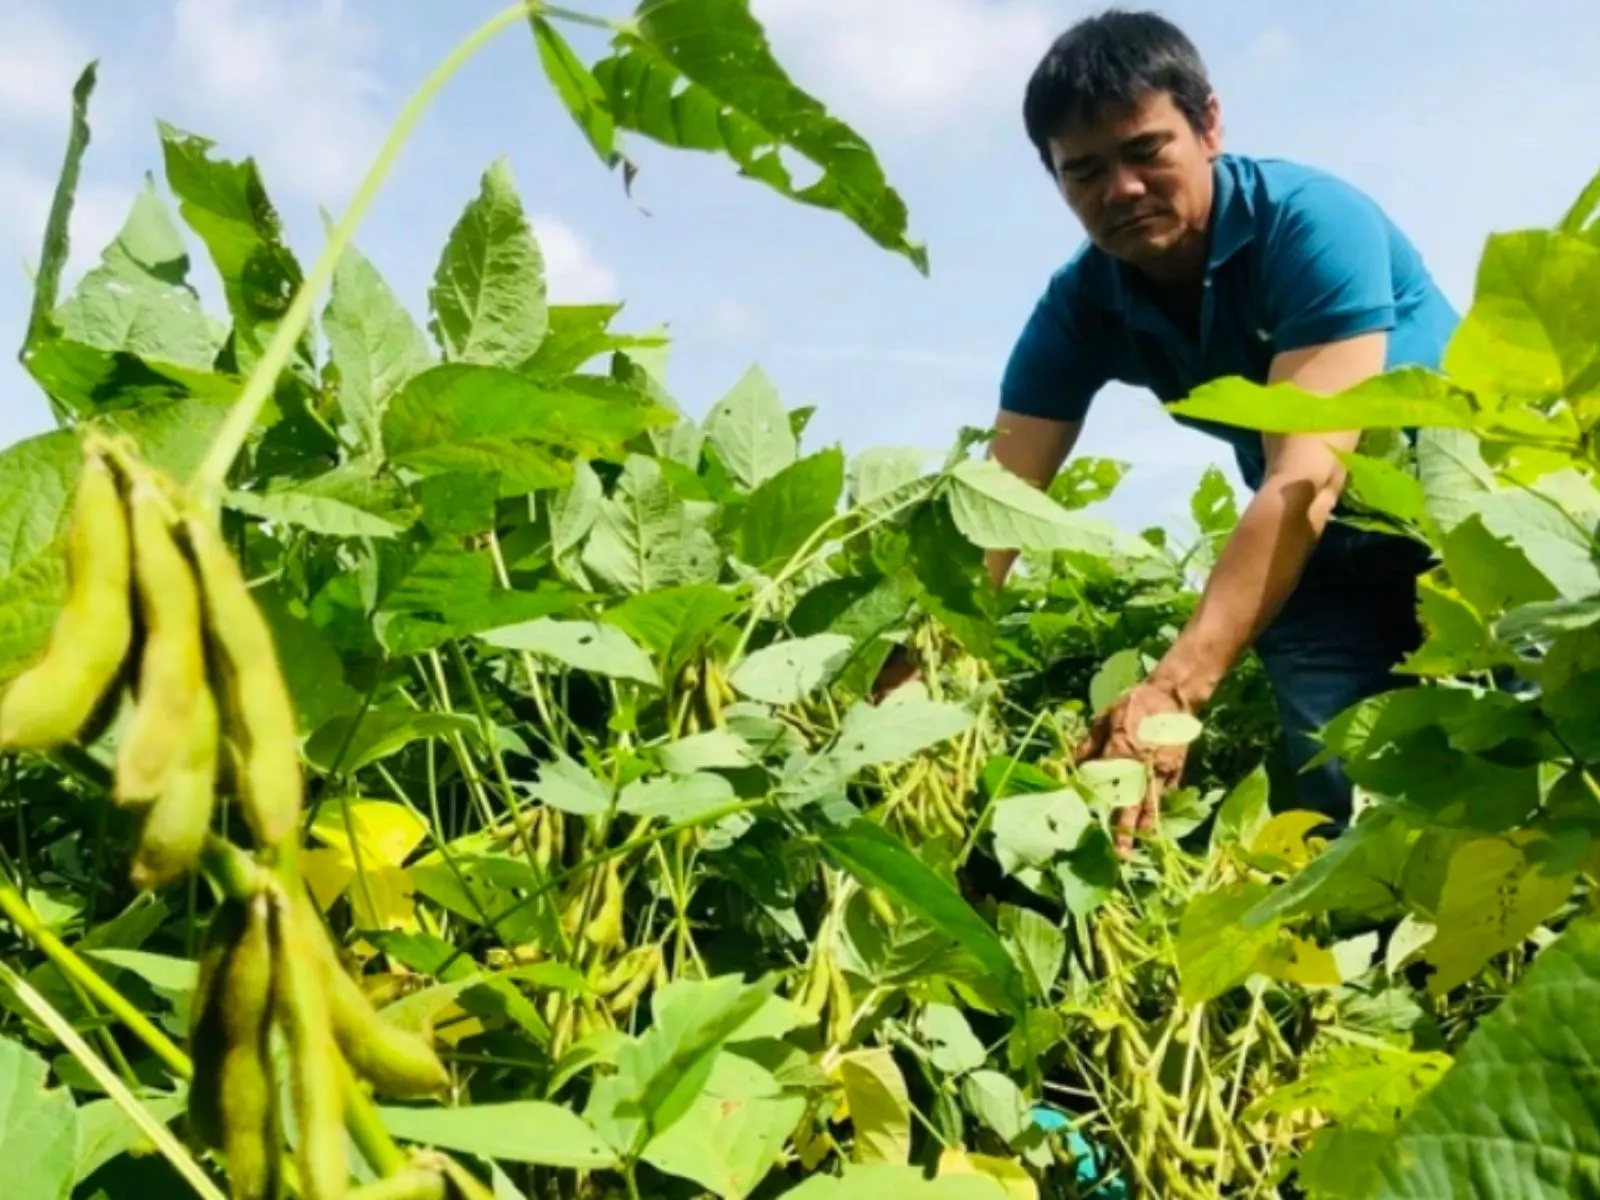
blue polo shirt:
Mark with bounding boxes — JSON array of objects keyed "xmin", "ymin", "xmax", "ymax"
[{"xmin": 999, "ymin": 152, "xmax": 1460, "ymax": 489}]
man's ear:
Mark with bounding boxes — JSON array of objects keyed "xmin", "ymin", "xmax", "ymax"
[{"xmin": 1202, "ymin": 92, "xmax": 1225, "ymax": 157}]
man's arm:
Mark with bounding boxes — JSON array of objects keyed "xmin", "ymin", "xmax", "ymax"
[
  {"xmin": 985, "ymin": 409, "xmax": 1084, "ymax": 587},
  {"xmin": 1085, "ymin": 330, "xmax": 1385, "ymax": 857},
  {"xmin": 1145, "ymin": 331, "xmax": 1384, "ymax": 709}
]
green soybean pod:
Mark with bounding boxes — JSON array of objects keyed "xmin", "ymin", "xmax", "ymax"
[
  {"xmin": 128, "ymin": 688, "xmax": 219, "ymax": 891},
  {"xmin": 182, "ymin": 514, "xmax": 301, "ymax": 850},
  {"xmin": 185, "ymin": 898, "xmax": 248, "ymax": 1152},
  {"xmin": 115, "ymin": 476, "xmax": 208, "ymax": 806},
  {"xmin": 269, "ymin": 885, "xmax": 349, "ymax": 1200},
  {"xmin": 215, "ymin": 891, "xmax": 283, "ymax": 1200},
  {"xmin": 344, "ymin": 1170, "xmax": 448, "ymax": 1200},
  {"xmin": 0, "ymin": 444, "xmax": 134, "ymax": 751}
]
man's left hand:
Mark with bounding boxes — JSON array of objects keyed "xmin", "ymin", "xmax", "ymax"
[{"xmin": 1074, "ymin": 678, "xmax": 1194, "ymax": 859}]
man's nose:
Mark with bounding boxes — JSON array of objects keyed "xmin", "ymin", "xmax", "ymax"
[{"xmin": 1103, "ymin": 163, "xmax": 1147, "ymax": 204}]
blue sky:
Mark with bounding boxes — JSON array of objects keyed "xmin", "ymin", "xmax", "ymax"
[{"xmin": 3, "ymin": 0, "xmax": 1600, "ymax": 534}]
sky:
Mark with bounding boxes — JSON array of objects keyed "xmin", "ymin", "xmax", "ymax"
[{"xmin": 3, "ymin": 0, "xmax": 1600, "ymax": 535}]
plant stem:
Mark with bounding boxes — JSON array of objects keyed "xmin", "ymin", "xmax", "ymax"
[
  {"xmin": 0, "ymin": 867, "xmax": 192, "ymax": 1079},
  {"xmin": 187, "ymin": 0, "xmax": 547, "ymax": 504}
]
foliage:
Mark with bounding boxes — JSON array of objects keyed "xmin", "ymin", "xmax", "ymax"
[{"xmin": 1, "ymin": 2, "xmax": 1599, "ymax": 1199}]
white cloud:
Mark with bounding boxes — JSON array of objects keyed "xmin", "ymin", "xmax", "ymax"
[
  {"xmin": 752, "ymin": 0, "xmax": 1058, "ymax": 134},
  {"xmin": 531, "ymin": 214, "xmax": 618, "ymax": 303},
  {"xmin": 0, "ymin": 3, "xmax": 92, "ymax": 126},
  {"xmin": 166, "ymin": 0, "xmax": 386, "ymax": 202}
]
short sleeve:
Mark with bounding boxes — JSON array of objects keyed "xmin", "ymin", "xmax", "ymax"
[
  {"xmin": 1262, "ymin": 180, "xmax": 1398, "ymax": 352},
  {"xmin": 998, "ymin": 268, "xmax": 1111, "ymax": 423}
]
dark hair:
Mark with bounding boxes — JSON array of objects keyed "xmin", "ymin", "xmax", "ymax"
[{"xmin": 1023, "ymin": 9, "xmax": 1213, "ymax": 168}]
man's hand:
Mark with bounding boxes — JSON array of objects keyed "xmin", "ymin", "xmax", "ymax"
[{"xmin": 1074, "ymin": 678, "xmax": 1194, "ymax": 858}]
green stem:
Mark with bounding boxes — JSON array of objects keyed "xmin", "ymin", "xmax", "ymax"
[
  {"xmin": 0, "ymin": 867, "xmax": 191, "ymax": 1079},
  {"xmin": 187, "ymin": 0, "xmax": 547, "ymax": 504}
]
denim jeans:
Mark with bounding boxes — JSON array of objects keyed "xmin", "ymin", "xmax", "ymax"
[{"xmin": 1251, "ymin": 523, "xmax": 1434, "ymax": 829}]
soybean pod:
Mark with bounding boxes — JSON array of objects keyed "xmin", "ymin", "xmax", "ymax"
[
  {"xmin": 128, "ymin": 685, "xmax": 220, "ymax": 890},
  {"xmin": 0, "ymin": 442, "xmax": 134, "ymax": 751},
  {"xmin": 183, "ymin": 514, "xmax": 301, "ymax": 850},
  {"xmin": 215, "ymin": 892, "xmax": 283, "ymax": 1200},
  {"xmin": 115, "ymin": 475, "xmax": 208, "ymax": 806}
]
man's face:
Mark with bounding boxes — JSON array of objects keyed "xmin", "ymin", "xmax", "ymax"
[{"xmin": 1046, "ymin": 89, "xmax": 1223, "ymax": 275}]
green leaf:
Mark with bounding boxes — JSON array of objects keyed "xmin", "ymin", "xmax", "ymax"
[
  {"xmin": 54, "ymin": 177, "xmax": 220, "ymax": 372},
  {"xmin": 1372, "ymin": 912, "xmax": 1600, "ymax": 1198},
  {"xmin": 658, "ymin": 729, "xmax": 759, "ymax": 774},
  {"xmin": 324, "ymin": 238, "xmax": 433, "ymax": 454},
  {"xmin": 304, "ymin": 710, "xmax": 482, "ymax": 775},
  {"xmin": 850, "ymin": 447, "xmax": 937, "ymax": 514},
  {"xmin": 1170, "ymin": 367, "xmax": 1478, "ymax": 433},
  {"xmin": 158, "ymin": 120, "xmax": 309, "ymax": 376},
  {"xmin": 480, "ymin": 617, "xmax": 660, "ymax": 687},
  {"xmin": 527, "ymin": 755, "xmax": 611, "ymax": 817},
  {"xmin": 379, "ymin": 1100, "xmax": 616, "ymax": 1169},
  {"xmin": 1417, "ymin": 835, "xmax": 1575, "ymax": 996},
  {"xmin": 820, "ymin": 819, "xmax": 1027, "ymax": 1016},
  {"xmin": 593, "ymin": 0, "xmax": 925, "ymax": 273},
  {"xmin": 225, "ymin": 485, "xmax": 405, "ymax": 539},
  {"xmin": 729, "ymin": 634, "xmax": 854, "ymax": 707},
  {"xmin": 0, "ymin": 550, "xmax": 67, "ymax": 687},
  {"xmin": 619, "ymin": 772, "xmax": 736, "ymax": 822},
  {"xmin": 415, "ymin": 471, "xmax": 500, "ymax": 538},
  {"xmin": 1337, "ymin": 451, "xmax": 1429, "ymax": 527},
  {"xmin": 584, "ymin": 973, "xmax": 778, "ymax": 1156},
  {"xmin": 24, "ymin": 63, "xmax": 96, "ymax": 358},
  {"xmin": 0, "ymin": 1037, "xmax": 78, "ymax": 1200},
  {"xmin": 73, "ymin": 1094, "xmax": 187, "ymax": 1184},
  {"xmin": 602, "ymin": 584, "xmax": 739, "ymax": 677},
  {"xmin": 640, "ymin": 1056, "xmax": 805, "ymax": 1198},
  {"xmin": 429, "ymin": 158, "xmax": 548, "ymax": 367},
  {"xmin": 1088, "ymin": 649, "xmax": 1144, "ymax": 717},
  {"xmin": 990, "ymin": 790, "xmax": 1093, "ymax": 875},
  {"xmin": 1000, "ymin": 905, "xmax": 1066, "ymax": 1002},
  {"xmin": 530, "ymin": 16, "xmax": 620, "ymax": 168},
  {"xmin": 837, "ymin": 1047, "xmax": 912, "ymax": 1164},
  {"xmin": 946, "ymin": 458, "xmax": 1155, "ymax": 556},
  {"xmin": 581, "ymin": 455, "xmax": 723, "ymax": 594},
  {"xmin": 383, "ymin": 365, "xmax": 674, "ymax": 495},
  {"xmin": 1138, "ymin": 712, "xmax": 1204, "ymax": 747},
  {"xmin": 520, "ymin": 304, "xmax": 667, "ymax": 381},
  {"xmin": 1416, "ymin": 428, "xmax": 1497, "ymax": 536},
  {"xmin": 918, "ymin": 1003, "xmax": 987, "ymax": 1076},
  {"xmin": 1211, "ymin": 763, "xmax": 1271, "ymax": 850},
  {"xmin": 788, "ymin": 1165, "xmax": 1011, "ymax": 1198},
  {"xmin": 738, "ymin": 447, "xmax": 844, "ymax": 570},
  {"xmin": 1050, "ymin": 456, "xmax": 1130, "ymax": 512},
  {"xmin": 1189, "ymin": 464, "xmax": 1239, "ymax": 534},
  {"xmin": 828, "ymin": 687, "xmax": 974, "ymax": 773},
  {"xmin": 702, "ymin": 366, "xmax": 797, "ymax": 490},
  {"xmin": 1444, "ymin": 228, "xmax": 1600, "ymax": 401},
  {"xmin": 1176, "ymin": 881, "xmax": 1282, "ymax": 1003}
]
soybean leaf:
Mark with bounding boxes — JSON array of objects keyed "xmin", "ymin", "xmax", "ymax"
[
  {"xmin": 520, "ymin": 303, "xmax": 667, "ymax": 381},
  {"xmin": 619, "ymin": 772, "xmax": 736, "ymax": 822},
  {"xmin": 788, "ymin": 1165, "xmax": 1011, "ymax": 1198},
  {"xmin": 658, "ymin": 730, "xmax": 759, "ymax": 774},
  {"xmin": 1051, "ymin": 456, "xmax": 1130, "ymax": 512},
  {"xmin": 918, "ymin": 1004, "xmax": 987, "ymax": 1076},
  {"xmin": 828, "ymin": 687, "xmax": 974, "ymax": 773},
  {"xmin": 24, "ymin": 62, "xmax": 96, "ymax": 355},
  {"xmin": 379, "ymin": 1101, "xmax": 616, "ymax": 1169},
  {"xmin": 527, "ymin": 756, "xmax": 611, "ymax": 817},
  {"xmin": 820, "ymin": 819, "xmax": 1026, "ymax": 1016},
  {"xmin": 324, "ymin": 239, "xmax": 432, "ymax": 454},
  {"xmin": 591, "ymin": 0, "xmax": 925, "ymax": 273},
  {"xmin": 429, "ymin": 158, "xmax": 548, "ymax": 367},
  {"xmin": 602, "ymin": 584, "xmax": 739, "ymax": 677},
  {"xmin": 990, "ymin": 791, "xmax": 1092, "ymax": 875},
  {"xmin": 1176, "ymin": 881, "xmax": 1282, "ymax": 1004},
  {"xmin": 1372, "ymin": 913, "xmax": 1600, "ymax": 1198},
  {"xmin": 158, "ymin": 120, "xmax": 310, "ymax": 376},
  {"xmin": 73, "ymin": 1094, "xmax": 187, "ymax": 1184},
  {"xmin": 702, "ymin": 366, "xmax": 796, "ymax": 490},
  {"xmin": 0, "ymin": 1038, "xmax": 78, "ymax": 1200},
  {"xmin": 383, "ymin": 365, "xmax": 674, "ymax": 495},
  {"xmin": 1088, "ymin": 649, "xmax": 1143, "ymax": 716},
  {"xmin": 225, "ymin": 486, "xmax": 405, "ymax": 539},
  {"xmin": 530, "ymin": 16, "xmax": 620, "ymax": 169},
  {"xmin": 585, "ymin": 974, "xmax": 778, "ymax": 1156},
  {"xmin": 730, "ymin": 634, "xmax": 854, "ymax": 707},
  {"xmin": 641, "ymin": 1056, "xmax": 805, "ymax": 1197},
  {"xmin": 304, "ymin": 710, "xmax": 482, "ymax": 775},
  {"xmin": 837, "ymin": 1047, "xmax": 913, "ymax": 1164},
  {"xmin": 1000, "ymin": 905, "xmax": 1066, "ymax": 1002},
  {"xmin": 0, "ymin": 551, "xmax": 67, "ymax": 687},
  {"xmin": 1444, "ymin": 228, "xmax": 1600, "ymax": 402},
  {"xmin": 54, "ymin": 177, "xmax": 219, "ymax": 372},
  {"xmin": 738, "ymin": 447, "xmax": 844, "ymax": 570},
  {"xmin": 1338, "ymin": 451, "xmax": 1429, "ymax": 527},
  {"xmin": 1189, "ymin": 464, "xmax": 1239, "ymax": 534},
  {"xmin": 582, "ymin": 455, "xmax": 723, "ymax": 593},
  {"xmin": 850, "ymin": 447, "xmax": 936, "ymax": 514},
  {"xmin": 1169, "ymin": 367, "xmax": 1478, "ymax": 433},
  {"xmin": 480, "ymin": 618, "xmax": 659, "ymax": 687},
  {"xmin": 1211, "ymin": 763, "xmax": 1272, "ymax": 850},
  {"xmin": 946, "ymin": 458, "xmax": 1155, "ymax": 557}
]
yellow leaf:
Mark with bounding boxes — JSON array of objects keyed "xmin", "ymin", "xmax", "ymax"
[
  {"xmin": 836, "ymin": 1047, "xmax": 911, "ymax": 1165},
  {"xmin": 938, "ymin": 1149, "xmax": 1039, "ymax": 1200},
  {"xmin": 301, "ymin": 848, "xmax": 356, "ymax": 911},
  {"xmin": 1251, "ymin": 810, "xmax": 1332, "ymax": 867},
  {"xmin": 1258, "ymin": 934, "xmax": 1343, "ymax": 987},
  {"xmin": 311, "ymin": 797, "xmax": 428, "ymax": 869},
  {"xmin": 347, "ymin": 864, "xmax": 418, "ymax": 933}
]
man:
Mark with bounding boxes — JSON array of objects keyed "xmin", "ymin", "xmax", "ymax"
[{"xmin": 910, "ymin": 11, "xmax": 1455, "ymax": 855}]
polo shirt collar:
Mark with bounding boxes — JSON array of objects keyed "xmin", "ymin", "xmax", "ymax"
[{"xmin": 1102, "ymin": 154, "xmax": 1256, "ymax": 318}]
